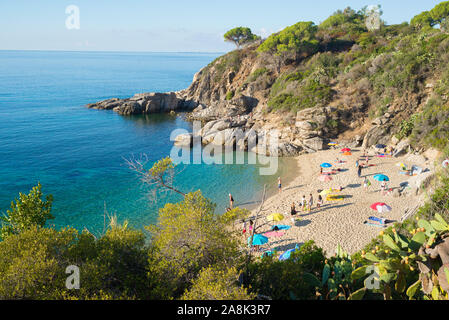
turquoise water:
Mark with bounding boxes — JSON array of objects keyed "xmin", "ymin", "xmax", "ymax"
[{"xmin": 0, "ymin": 50, "xmax": 294, "ymax": 234}]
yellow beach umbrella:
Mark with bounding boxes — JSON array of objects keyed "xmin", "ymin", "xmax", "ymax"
[
  {"xmin": 267, "ymin": 213, "xmax": 284, "ymax": 222},
  {"xmin": 320, "ymin": 189, "xmax": 332, "ymax": 196}
]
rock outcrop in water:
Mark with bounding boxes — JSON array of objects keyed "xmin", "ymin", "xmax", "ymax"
[{"xmin": 86, "ymin": 92, "xmax": 187, "ymax": 115}]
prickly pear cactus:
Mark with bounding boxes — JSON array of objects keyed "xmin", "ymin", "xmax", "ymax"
[{"xmin": 304, "ymin": 245, "xmax": 357, "ymax": 300}]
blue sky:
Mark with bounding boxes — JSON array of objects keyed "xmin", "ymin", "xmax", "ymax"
[{"xmin": 0, "ymin": 0, "xmax": 442, "ymax": 52}]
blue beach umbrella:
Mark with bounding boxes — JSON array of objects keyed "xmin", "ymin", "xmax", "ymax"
[
  {"xmin": 320, "ymin": 163, "xmax": 333, "ymax": 168},
  {"xmin": 373, "ymin": 174, "xmax": 390, "ymax": 182},
  {"xmin": 248, "ymin": 234, "xmax": 269, "ymax": 246},
  {"xmin": 376, "ymin": 144, "xmax": 387, "ymax": 149},
  {"xmin": 279, "ymin": 244, "xmax": 300, "ymax": 261}
]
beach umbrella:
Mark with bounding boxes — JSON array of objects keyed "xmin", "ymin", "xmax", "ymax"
[
  {"xmin": 442, "ymin": 159, "xmax": 449, "ymax": 168},
  {"xmin": 267, "ymin": 213, "xmax": 284, "ymax": 222},
  {"xmin": 396, "ymin": 162, "xmax": 406, "ymax": 168},
  {"xmin": 320, "ymin": 189, "xmax": 332, "ymax": 196},
  {"xmin": 248, "ymin": 234, "xmax": 269, "ymax": 246},
  {"xmin": 375, "ymin": 144, "xmax": 387, "ymax": 149},
  {"xmin": 328, "ymin": 142, "xmax": 338, "ymax": 146},
  {"xmin": 279, "ymin": 244, "xmax": 300, "ymax": 261},
  {"xmin": 343, "ymin": 152, "xmax": 352, "ymax": 156},
  {"xmin": 373, "ymin": 174, "xmax": 390, "ymax": 182},
  {"xmin": 341, "ymin": 148, "xmax": 351, "ymax": 152},
  {"xmin": 370, "ymin": 202, "xmax": 392, "ymax": 213},
  {"xmin": 318, "ymin": 175, "xmax": 333, "ymax": 182},
  {"xmin": 320, "ymin": 163, "xmax": 333, "ymax": 168}
]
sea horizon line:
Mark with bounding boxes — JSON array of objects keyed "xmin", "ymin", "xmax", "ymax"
[{"xmin": 0, "ymin": 49, "xmax": 227, "ymax": 55}]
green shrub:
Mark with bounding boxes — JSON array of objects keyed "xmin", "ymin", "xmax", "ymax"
[
  {"xmin": 225, "ymin": 91, "xmax": 234, "ymax": 100},
  {"xmin": 247, "ymin": 68, "xmax": 268, "ymax": 82},
  {"xmin": 258, "ymin": 21, "xmax": 319, "ymax": 56},
  {"xmin": 411, "ymin": 104, "xmax": 449, "ymax": 150},
  {"xmin": 243, "ymin": 241, "xmax": 325, "ymax": 300}
]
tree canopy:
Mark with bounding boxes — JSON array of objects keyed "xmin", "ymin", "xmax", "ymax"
[
  {"xmin": 224, "ymin": 27, "xmax": 260, "ymax": 48},
  {"xmin": 0, "ymin": 182, "xmax": 54, "ymax": 240},
  {"xmin": 411, "ymin": 1, "xmax": 449, "ymax": 29}
]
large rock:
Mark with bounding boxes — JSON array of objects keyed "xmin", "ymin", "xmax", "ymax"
[
  {"xmin": 362, "ymin": 125, "xmax": 392, "ymax": 149},
  {"xmin": 302, "ymin": 137, "xmax": 325, "ymax": 152},
  {"xmin": 173, "ymin": 133, "xmax": 193, "ymax": 147},
  {"xmin": 295, "ymin": 107, "xmax": 340, "ymax": 140},
  {"xmin": 188, "ymin": 95, "xmax": 258, "ymax": 121},
  {"xmin": 86, "ymin": 92, "xmax": 181, "ymax": 115},
  {"xmin": 274, "ymin": 142, "xmax": 303, "ymax": 157},
  {"xmin": 393, "ymin": 139, "xmax": 411, "ymax": 157}
]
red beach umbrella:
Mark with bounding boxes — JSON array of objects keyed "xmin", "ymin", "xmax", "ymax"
[
  {"xmin": 341, "ymin": 148, "xmax": 351, "ymax": 152},
  {"xmin": 370, "ymin": 203, "xmax": 392, "ymax": 213}
]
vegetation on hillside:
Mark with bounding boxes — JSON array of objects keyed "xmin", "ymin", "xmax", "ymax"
[{"xmin": 210, "ymin": 2, "xmax": 449, "ymax": 154}]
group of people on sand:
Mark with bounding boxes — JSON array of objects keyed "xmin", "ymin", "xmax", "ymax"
[{"xmin": 289, "ymin": 192, "xmax": 324, "ymax": 221}]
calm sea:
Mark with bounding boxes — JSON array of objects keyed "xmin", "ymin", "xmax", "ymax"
[{"xmin": 0, "ymin": 50, "xmax": 294, "ymax": 234}]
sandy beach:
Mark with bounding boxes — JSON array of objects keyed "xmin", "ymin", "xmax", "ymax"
[{"xmin": 247, "ymin": 147, "xmax": 434, "ymax": 257}]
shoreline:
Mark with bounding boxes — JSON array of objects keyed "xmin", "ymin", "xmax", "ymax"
[
  {"xmin": 247, "ymin": 147, "xmax": 433, "ymax": 257},
  {"xmin": 235, "ymin": 155, "xmax": 300, "ymax": 212}
]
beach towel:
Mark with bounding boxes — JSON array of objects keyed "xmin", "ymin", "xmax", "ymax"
[
  {"xmin": 271, "ymin": 225, "xmax": 291, "ymax": 231},
  {"xmin": 369, "ymin": 216, "xmax": 386, "ymax": 225},
  {"xmin": 364, "ymin": 221, "xmax": 386, "ymax": 228},
  {"xmin": 264, "ymin": 231, "xmax": 285, "ymax": 238}
]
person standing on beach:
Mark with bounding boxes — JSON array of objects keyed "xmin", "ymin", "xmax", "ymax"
[
  {"xmin": 317, "ymin": 194, "xmax": 323, "ymax": 209},
  {"xmin": 308, "ymin": 194, "xmax": 314, "ymax": 212},
  {"xmin": 363, "ymin": 177, "xmax": 371, "ymax": 191},
  {"xmin": 301, "ymin": 195, "xmax": 307, "ymax": 212},
  {"xmin": 380, "ymin": 181, "xmax": 387, "ymax": 195},
  {"xmin": 357, "ymin": 164, "xmax": 362, "ymax": 178},
  {"xmin": 278, "ymin": 177, "xmax": 282, "ymax": 194},
  {"xmin": 290, "ymin": 202, "xmax": 297, "ymax": 223},
  {"xmin": 229, "ymin": 193, "xmax": 234, "ymax": 209}
]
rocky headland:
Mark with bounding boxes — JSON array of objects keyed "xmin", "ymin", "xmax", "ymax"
[{"xmin": 86, "ymin": 22, "xmax": 445, "ymax": 159}]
